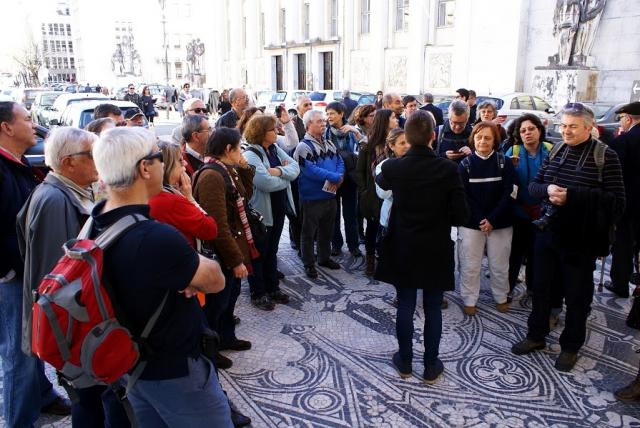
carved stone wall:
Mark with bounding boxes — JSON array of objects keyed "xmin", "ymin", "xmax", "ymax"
[
  {"xmin": 428, "ymin": 53, "xmax": 451, "ymax": 90},
  {"xmin": 385, "ymin": 55, "xmax": 407, "ymax": 91}
]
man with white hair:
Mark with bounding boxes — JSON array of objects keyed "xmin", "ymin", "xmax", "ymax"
[
  {"xmin": 171, "ymin": 97, "xmax": 209, "ymax": 145},
  {"xmin": 215, "ymin": 88, "xmax": 249, "ymax": 129},
  {"xmin": 90, "ymin": 127, "xmax": 232, "ymax": 426},
  {"xmin": 17, "ymin": 127, "xmax": 130, "ymax": 426},
  {"xmin": 341, "ymin": 89, "xmax": 358, "ymax": 120},
  {"xmin": 293, "ymin": 110, "xmax": 345, "ymax": 278}
]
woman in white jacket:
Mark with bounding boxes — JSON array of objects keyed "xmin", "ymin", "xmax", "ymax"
[{"xmin": 375, "ymin": 128, "xmax": 409, "ymax": 230}]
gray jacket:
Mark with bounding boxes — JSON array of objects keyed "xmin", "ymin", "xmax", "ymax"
[{"xmin": 16, "ymin": 173, "xmax": 92, "ymax": 354}]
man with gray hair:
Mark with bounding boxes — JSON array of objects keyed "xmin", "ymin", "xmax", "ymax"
[
  {"xmin": 216, "ymin": 88, "xmax": 249, "ymax": 129},
  {"xmin": 383, "ymin": 92, "xmax": 406, "ymax": 128},
  {"xmin": 341, "ymin": 89, "xmax": 358, "ymax": 120},
  {"xmin": 420, "ymin": 93, "xmax": 444, "ymax": 126},
  {"xmin": 180, "ymin": 114, "xmax": 212, "ymax": 176},
  {"xmin": 90, "ymin": 127, "xmax": 232, "ymax": 425},
  {"xmin": 170, "ymin": 97, "xmax": 209, "ymax": 145},
  {"xmin": 16, "ymin": 127, "xmax": 130, "ymax": 426},
  {"xmin": 293, "ymin": 110, "xmax": 345, "ymax": 278},
  {"xmin": 512, "ymin": 103, "xmax": 625, "ymax": 372},
  {"xmin": 435, "ymin": 100, "xmax": 472, "ymax": 163}
]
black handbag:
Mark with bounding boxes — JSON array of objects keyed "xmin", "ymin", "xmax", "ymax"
[{"xmin": 247, "ymin": 206, "xmax": 267, "ymax": 241}]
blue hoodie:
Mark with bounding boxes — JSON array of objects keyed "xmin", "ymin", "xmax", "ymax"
[{"xmin": 293, "ymin": 133, "xmax": 345, "ymax": 201}]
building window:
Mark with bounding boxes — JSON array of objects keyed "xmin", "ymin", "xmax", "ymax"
[
  {"xmin": 45, "ymin": 58, "xmax": 50, "ymax": 68},
  {"xmin": 173, "ymin": 34, "xmax": 181, "ymax": 49},
  {"xmin": 437, "ymin": 0, "xmax": 455, "ymax": 27},
  {"xmin": 63, "ymin": 57, "xmax": 69, "ymax": 68},
  {"xmin": 61, "ymin": 41, "xmax": 66, "ymax": 52},
  {"xmin": 360, "ymin": 0, "xmax": 370, "ymax": 34},
  {"xmin": 330, "ymin": 0, "xmax": 338, "ymax": 37},
  {"xmin": 242, "ymin": 17, "xmax": 247, "ymax": 50},
  {"xmin": 55, "ymin": 41, "xmax": 61, "ymax": 52},
  {"xmin": 48, "ymin": 24, "xmax": 53, "ymax": 35},
  {"xmin": 68, "ymin": 41, "xmax": 73, "ymax": 53},
  {"xmin": 70, "ymin": 58, "xmax": 75, "ymax": 68},
  {"xmin": 395, "ymin": 0, "xmax": 409, "ymax": 32},
  {"xmin": 50, "ymin": 40, "xmax": 55, "ymax": 52},
  {"xmin": 279, "ymin": 8, "xmax": 286, "ymax": 44},
  {"xmin": 303, "ymin": 3, "xmax": 310, "ymax": 40},
  {"xmin": 53, "ymin": 23, "xmax": 59, "ymax": 35},
  {"xmin": 66, "ymin": 24, "xmax": 71, "ymax": 36},
  {"xmin": 260, "ymin": 13, "xmax": 265, "ymax": 46},
  {"xmin": 175, "ymin": 62, "xmax": 183, "ymax": 78}
]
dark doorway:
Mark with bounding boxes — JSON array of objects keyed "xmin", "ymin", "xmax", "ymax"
[
  {"xmin": 322, "ymin": 52, "xmax": 333, "ymax": 90},
  {"xmin": 297, "ymin": 54, "xmax": 306, "ymax": 90},
  {"xmin": 275, "ymin": 55, "xmax": 283, "ymax": 91}
]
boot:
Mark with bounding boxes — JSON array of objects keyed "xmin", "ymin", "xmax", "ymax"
[
  {"xmin": 615, "ymin": 376, "xmax": 640, "ymax": 401},
  {"xmin": 365, "ymin": 254, "xmax": 376, "ymax": 277}
]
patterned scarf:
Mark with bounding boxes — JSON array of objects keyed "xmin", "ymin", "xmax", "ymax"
[{"xmin": 210, "ymin": 158, "xmax": 260, "ymax": 260}]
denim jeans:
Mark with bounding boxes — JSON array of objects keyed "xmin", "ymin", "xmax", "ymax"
[
  {"xmin": 72, "ymin": 384, "xmax": 130, "ymax": 428},
  {"xmin": 127, "ymin": 357, "xmax": 233, "ymax": 427},
  {"xmin": 204, "ymin": 269, "xmax": 240, "ymax": 345},
  {"xmin": 332, "ymin": 181, "xmax": 360, "ymax": 252},
  {"xmin": 0, "ymin": 279, "xmax": 58, "ymax": 427},
  {"xmin": 249, "ymin": 209, "xmax": 286, "ymax": 298},
  {"xmin": 395, "ymin": 287, "xmax": 444, "ymax": 366}
]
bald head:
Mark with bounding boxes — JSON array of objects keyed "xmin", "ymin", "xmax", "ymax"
[
  {"xmin": 296, "ymin": 96, "xmax": 312, "ymax": 116},
  {"xmin": 383, "ymin": 92, "xmax": 403, "ymax": 115}
]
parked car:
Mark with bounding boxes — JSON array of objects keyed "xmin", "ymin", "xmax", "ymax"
[
  {"xmin": 254, "ymin": 90, "xmax": 275, "ymax": 109},
  {"xmin": 495, "ymin": 93, "xmax": 555, "ymax": 128},
  {"xmin": 309, "ymin": 90, "xmax": 375, "ymax": 111},
  {"xmin": 49, "ymin": 93, "xmax": 109, "ymax": 126},
  {"xmin": 545, "ymin": 102, "xmax": 625, "ymax": 144},
  {"xmin": 31, "ymin": 91, "xmax": 62, "ymax": 126},
  {"xmin": 24, "ymin": 124, "xmax": 49, "ymax": 168},
  {"xmin": 266, "ymin": 90, "xmax": 311, "ymax": 114},
  {"xmin": 57, "ymin": 100, "xmax": 148, "ymax": 129},
  {"xmin": 12, "ymin": 87, "xmax": 48, "ymax": 110}
]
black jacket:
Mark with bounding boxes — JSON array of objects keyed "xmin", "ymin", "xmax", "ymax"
[
  {"xmin": 420, "ymin": 103, "xmax": 444, "ymax": 127},
  {"xmin": 375, "ymin": 145, "xmax": 469, "ymax": 289},
  {"xmin": 609, "ymin": 124, "xmax": 640, "ymax": 219},
  {"xmin": 123, "ymin": 92, "xmax": 142, "ymax": 108}
]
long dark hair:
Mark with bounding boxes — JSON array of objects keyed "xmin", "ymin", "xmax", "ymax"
[
  {"xmin": 367, "ymin": 109, "xmax": 394, "ymax": 155},
  {"xmin": 511, "ymin": 113, "xmax": 546, "ymax": 146}
]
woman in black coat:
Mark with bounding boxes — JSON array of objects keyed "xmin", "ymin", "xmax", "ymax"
[{"xmin": 376, "ymin": 110, "xmax": 469, "ymax": 384}]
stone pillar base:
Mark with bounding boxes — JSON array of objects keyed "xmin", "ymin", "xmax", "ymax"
[{"xmin": 531, "ymin": 68, "xmax": 599, "ymax": 109}]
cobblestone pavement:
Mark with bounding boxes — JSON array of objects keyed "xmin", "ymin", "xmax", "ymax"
[{"xmin": 3, "ymin": 228, "xmax": 640, "ymax": 427}]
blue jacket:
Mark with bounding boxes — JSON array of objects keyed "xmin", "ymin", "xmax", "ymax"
[
  {"xmin": 505, "ymin": 142, "xmax": 552, "ymax": 220},
  {"xmin": 0, "ymin": 151, "xmax": 41, "ymax": 279},
  {"xmin": 459, "ymin": 151, "xmax": 515, "ymax": 230},
  {"xmin": 243, "ymin": 144, "xmax": 300, "ymax": 226},
  {"xmin": 293, "ymin": 133, "xmax": 345, "ymax": 201}
]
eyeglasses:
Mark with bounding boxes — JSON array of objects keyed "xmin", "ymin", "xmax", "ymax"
[
  {"xmin": 450, "ymin": 119, "xmax": 467, "ymax": 127},
  {"xmin": 519, "ymin": 126, "xmax": 538, "ymax": 134},
  {"xmin": 616, "ymin": 114, "xmax": 629, "ymax": 121},
  {"xmin": 128, "ymin": 87, "xmax": 134, "ymax": 90},
  {"xmin": 198, "ymin": 127, "xmax": 213, "ymax": 134},
  {"xmin": 189, "ymin": 108, "xmax": 208, "ymax": 114},
  {"xmin": 66, "ymin": 150, "xmax": 93, "ymax": 159},
  {"xmin": 137, "ymin": 150, "xmax": 163, "ymax": 164}
]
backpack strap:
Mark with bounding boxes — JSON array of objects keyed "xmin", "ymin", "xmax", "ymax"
[
  {"xmin": 461, "ymin": 156, "xmax": 471, "ymax": 175},
  {"xmin": 593, "ymin": 139, "xmax": 606, "ymax": 183},
  {"xmin": 435, "ymin": 124, "xmax": 444, "ymax": 154},
  {"xmin": 497, "ymin": 152, "xmax": 505, "ymax": 170},
  {"xmin": 547, "ymin": 141, "xmax": 566, "ymax": 161},
  {"xmin": 244, "ymin": 145, "xmax": 264, "ymax": 162}
]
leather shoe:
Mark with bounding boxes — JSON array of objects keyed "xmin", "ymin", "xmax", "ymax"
[
  {"xmin": 229, "ymin": 399, "xmax": 252, "ymax": 427},
  {"xmin": 220, "ymin": 339, "xmax": 252, "ymax": 351},
  {"xmin": 423, "ymin": 359, "xmax": 444, "ymax": 385},
  {"xmin": 41, "ymin": 396, "xmax": 71, "ymax": 416},
  {"xmin": 277, "ymin": 270, "xmax": 285, "ymax": 280},
  {"xmin": 331, "ymin": 247, "xmax": 341, "ymax": 256},
  {"xmin": 350, "ymin": 248, "xmax": 363, "ymax": 257},
  {"xmin": 304, "ymin": 265, "xmax": 318, "ymax": 279},
  {"xmin": 392, "ymin": 352, "xmax": 412, "ymax": 378},
  {"xmin": 604, "ymin": 281, "xmax": 629, "ymax": 298},
  {"xmin": 319, "ymin": 259, "xmax": 341, "ymax": 270},
  {"xmin": 268, "ymin": 290, "xmax": 290, "ymax": 304},
  {"xmin": 251, "ymin": 295, "xmax": 275, "ymax": 311},
  {"xmin": 215, "ymin": 353, "xmax": 233, "ymax": 369},
  {"xmin": 511, "ymin": 338, "xmax": 545, "ymax": 355},
  {"xmin": 233, "ymin": 315, "xmax": 241, "ymax": 325},
  {"xmin": 555, "ymin": 351, "xmax": 578, "ymax": 372},
  {"xmin": 615, "ymin": 378, "xmax": 640, "ymax": 401}
]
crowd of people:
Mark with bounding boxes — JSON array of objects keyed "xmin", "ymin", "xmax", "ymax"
[{"xmin": 0, "ymin": 80, "xmax": 639, "ymax": 426}]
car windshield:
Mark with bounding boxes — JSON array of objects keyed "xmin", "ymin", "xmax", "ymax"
[
  {"xmin": 588, "ymin": 104, "xmax": 614, "ymax": 120},
  {"xmin": 41, "ymin": 94, "xmax": 60, "ymax": 106},
  {"xmin": 358, "ymin": 95, "xmax": 376, "ymax": 105},
  {"xmin": 271, "ymin": 92, "xmax": 287, "ymax": 102},
  {"xmin": 309, "ymin": 92, "xmax": 327, "ymax": 101}
]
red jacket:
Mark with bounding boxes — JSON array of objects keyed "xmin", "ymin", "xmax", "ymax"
[{"xmin": 149, "ymin": 191, "xmax": 217, "ymax": 247}]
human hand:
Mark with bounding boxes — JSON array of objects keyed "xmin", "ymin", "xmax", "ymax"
[
  {"xmin": 238, "ymin": 155, "xmax": 249, "ymax": 168},
  {"xmin": 267, "ymin": 167, "xmax": 282, "ymax": 177},
  {"xmin": 178, "ymin": 171, "xmax": 193, "ymax": 200},
  {"xmin": 459, "ymin": 146, "xmax": 472, "ymax": 156},
  {"xmin": 340, "ymin": 125, "xmax": 361, "ymax": 140},
  {"xmin": 547, "ymin": 184, "xmax": 567, "ymax": 206},
  {"xmin": 180, "ymin": 285, "xmax": 198, "ymax": 298},
  {"xmin": 279, "ymin": 104, "xmax": 290, "ymax": 123},
  {"xmin": 479, "ymin": 219, "xmax": 493, "ymax": 234},
  {"xmin": 446, "ymin": 150, "xmax": 464, "ymax": 160},
  {"xmin": 233, "ymin": 264, "xmax": 249, "ymax": 279}
]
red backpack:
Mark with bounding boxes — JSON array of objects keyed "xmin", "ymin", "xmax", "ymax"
[{"xmin": 31, "ymin": 213, "xmax": 166, "ymax": 393}]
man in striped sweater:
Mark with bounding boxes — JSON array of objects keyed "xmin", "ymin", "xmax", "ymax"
[{"xmin": 511, "ymin": 103, "xmax": 625, "ymax": 372}]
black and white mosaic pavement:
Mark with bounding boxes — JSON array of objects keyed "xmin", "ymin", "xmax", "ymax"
[{"xmin": 4, "ymin": 231, "xmax": 640, "ymax": 427}]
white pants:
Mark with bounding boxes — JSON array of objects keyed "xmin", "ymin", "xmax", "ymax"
[{"xmin": 458, "ymin": 226, "xmax": 513, "ymax": 307}]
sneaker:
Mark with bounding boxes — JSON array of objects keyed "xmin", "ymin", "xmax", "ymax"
[
  {"xmin": 319, "ymin": 259, "xmax": 341, "ymax": 270},
  {"xmin": 615, "ymin": 378, "xmax": 640, "ymax": 401},
  {"xmin": 511, "ymin": 338, "xmax": 545, "ymax": 355},
  {"xmin": 555, "ymin": 351, "xmax": 578, "ymax": 372},
  {"xmin": 496, "ymin": 302, "xmax": 509, "ymax": 313},
  {"xmin": 251, "ymin": 295, "xmax": 275, "ymax": 311},
  {"xmin": 423, "ymin": 359, "xmax": 444, "ymax": 384},
  {"xmin": 304, "ymin": 265, "xmax": 318, "ymax": 278},
  {"xmin": 350, "ymin": 248, "xmax": 363, "ymax": 257},
  {"xmin": 268, "ymin": 290, "xmax": 290, "ymax": 304},
  {"xmin": 463, "ymin": 306, "xmax": 477, "ymax": 316},
  {"xmin": 220, "ymin": 339, "xmax": 252, "ymax": 351},
  {"xmin": 392, "ymin": 352, "xmax": 412, "ymax": 378},
  {"xmin": 215, "ymin": 353, "xmax": 233, "ymax": 369}
]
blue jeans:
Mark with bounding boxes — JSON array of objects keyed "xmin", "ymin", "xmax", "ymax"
[
  {"xmin": 72, "ymin": 384, "xmax": 130, "ymax": 428},
  {"xmin": 127, "ymin": 357, "xmax": 233, "ymax": 427},
  {"xmin": 332, "ymin": 181, "xmax": 360, "ymax": 252},
  {"xmin": 0, "ymin": 279, "xmax": 58, "ymax": 427},
  {"xmin": 395, "ymin": 287, "xmax": 444, "ymax": 365}
]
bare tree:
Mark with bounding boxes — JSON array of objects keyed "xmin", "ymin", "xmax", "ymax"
[{"xmin": 13, "ymin": 40, "xmax": 42, "ymax": 87}]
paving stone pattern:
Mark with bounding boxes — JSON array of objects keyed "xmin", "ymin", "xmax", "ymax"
[{"xmin": 4, "ymin": 229, "xmax": 640, "ymax": 427}]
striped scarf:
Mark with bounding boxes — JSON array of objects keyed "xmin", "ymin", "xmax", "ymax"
[{"xmin": 210, "ymin": 159, "xmax": 260, "ymax": 260}]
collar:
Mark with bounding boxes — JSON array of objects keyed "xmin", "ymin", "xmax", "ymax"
[
  {"xmin": 406, "ymin": 145, "xmax": 436, "ymax": 156},
  {"xmin": 0, "ymin": 145, "xmax": 27, "ymax": 166},
  {"xmin": 92, "ymin": 200, "xmax": 150, "ymax": 230},
  {"xmin": 474, "ymin": 151, "xmax": 494, "ymax": 160},
  {"xmin": 49, "ymin": 172, "xmax": 95, "ymax": 211},
  {"xmin": 185, "ymin": 144, "xmax": 204, "ymax": 161}
]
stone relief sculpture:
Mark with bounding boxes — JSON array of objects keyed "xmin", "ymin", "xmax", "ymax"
[
  {"xmin": 549, "ymin": 0, "xmax": 606, "ymax": 67},
  {"xmin": 111, "ymin": 31, "xmax": 142, "ymax": 76},
  {"xmin": 186, "ymin": 38, "xmax": 205, "ymax": 77},
  {"xmin": 429, "ymin": 53, "xmax": 451, "ymax": 89},
  {"xmin": 386, "ymin": 56, "xmax": 407, "ymax": 89}
]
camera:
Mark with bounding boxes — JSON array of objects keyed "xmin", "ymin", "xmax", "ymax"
[
  {"xmin": 532, "ymin": 199, "xmax": 558, "ymax": 231},
  {"xmin": 275, "ymin": 105, "xmax": 282, "ymax": 118}
]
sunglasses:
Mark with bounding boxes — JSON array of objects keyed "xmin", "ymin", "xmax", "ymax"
[
  {"xmin": 189, "ymin": 108, "xmax": 208, "ymax": 114},
  {"xmin": 137, "ymin": 150, "xmax": 163, "ymax": 164},
  {"xmin": 66, "ymin": 150, "xmax": 93, "ymax": 159},
  {"xmin": 615, "ymin": 114, "xmax": 629, "ymax": 121},
  {"xmin": 128, "ymin": 87, "xmax": 135, "ymax": 90}
]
